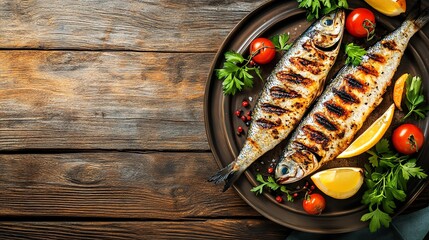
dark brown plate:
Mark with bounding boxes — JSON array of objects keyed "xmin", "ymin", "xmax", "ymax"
[{"xmin": 204, "ymin": 0, "xmax": 429, "ymax": 233}]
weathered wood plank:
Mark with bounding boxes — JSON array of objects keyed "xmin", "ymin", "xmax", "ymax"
[
  {"xmin": 0, "ymin": 151, "xmax": 427, "ymax": 218},
  {"xmin": 0, "ymin": 0, "xmax": 268, "ymax": 51},
  {"xmin": 0, "ymin": 51, "xmax": 210, "ymax": 150},
  {"xmin": 0, "ymin": 152, "xmax": 260, "ymax": 218},
  {"xmin": 0, "ymin": 220, "xmax": 291, "ymax": 240}
]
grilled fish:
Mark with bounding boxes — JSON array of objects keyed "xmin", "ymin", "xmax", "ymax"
[
  {"xmin": 276, "ymin": 9, "xmax": 429, "ymax": 184},
  {"xmin": 209, "ymin": 10, "xmax": 345, "ymax": 191}
]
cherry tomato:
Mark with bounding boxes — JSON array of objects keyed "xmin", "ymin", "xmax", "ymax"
[
  {"xmin": 346, "ymin": 8, "xmax": 376, "ymax": 39},
  {"xmin": 392, "ymin": 123, "xmax": 425, "ymax": 155},
  {"xmin": 249, "ymin": 38, "xmax": 276, "ymax": 65},
  {"xmin": 302, "ymin": 193, "xmax": 326, "ymax": 215}
]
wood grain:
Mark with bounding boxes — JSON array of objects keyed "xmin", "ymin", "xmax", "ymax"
[
  {"xmin": 0, "ymin": 51, "xmax": 210, "ymax": 151},
  {"xmin": 0, "ymin": 220, "xmax": 291, "ymax": 240},
  {"xmin": 0, "ymin": 152, "xmax": 259, "ymax": 218},
  {"xmin": 1, "ymin": 1, "xmax": 428, "ymax": 238},
  {"xmin": 0, "ymin": 0, "xmax": 268, "ymax": 51}
]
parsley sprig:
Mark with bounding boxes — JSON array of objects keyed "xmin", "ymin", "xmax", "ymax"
[
  {"xmin": 297, "ymin": 0, "xmax": 349, "ymax": 21},
  {"xmin": 345, "ymin": 43, "xmax": 367, "ymax": 66},
  {"xmin": 217, "ymin": 33, "xmax": 292, "ymax": 95},
  {"xmin": 216, "ymin": 51, "xmax": 261, "ymax": 95},
  {"xmin": 403, "ymin": 76, "xmax": 429, "ymax": 120},
  {"xmin": 270, "ymin": 33, "xmax": 292, "ymax": 51},
  {"xmin": 251, "ymin": 174, "xmax": 294, "ymax": 202},
  {"xmin": 361, "ymin": 139, "xmax": 427, "ymax": 232}
]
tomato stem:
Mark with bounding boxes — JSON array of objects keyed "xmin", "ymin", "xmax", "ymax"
[
  {"xmin": 408, "ymin": 134, "xmax": 418, "ymax": 153},
  {"xmin": 363, "ymin": 19, "xmax": 376, "ymax": 41},
  {"xmin": 249, "ymin": 44, "xmax": 275, "ymax": 60}
]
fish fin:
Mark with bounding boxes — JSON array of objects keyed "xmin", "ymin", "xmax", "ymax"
[
  {"xmin": 208, "ymin": 161, "xmax": 244, "ymax": 192},
  {"xmin": 413, "ymin": 7, "xmax": 429, "ymax": 29}
]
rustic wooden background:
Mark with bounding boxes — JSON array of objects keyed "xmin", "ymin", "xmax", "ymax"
[{"xmin": 0, "ymin": 0, "xmax": 428, "ymax": 239}]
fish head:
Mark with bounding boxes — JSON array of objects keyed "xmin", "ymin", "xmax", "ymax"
[
  {"xmin": 311, "ymin": 10, "xmax": 345, "ymax": 51},
  {"xmin": 275, "ymin": 150, "xmax": 319, "ymax": 184}
]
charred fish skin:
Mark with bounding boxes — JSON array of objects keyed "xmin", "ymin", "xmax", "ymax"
[
  {"xmin": 276, "ymin": 8, "xmax": 429, "ymax": 185},
  {"xmin": 209, "ymin": 10, "xmax": 345, "ymax": 191}
]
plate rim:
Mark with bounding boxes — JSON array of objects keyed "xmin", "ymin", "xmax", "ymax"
[{"xmin": 204, "ymin": 0, "xmax": 429, "ymax": 233}]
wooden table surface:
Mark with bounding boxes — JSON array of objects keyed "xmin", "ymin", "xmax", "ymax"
[{"xmin": 0, "ymin": 0, "xmax": 428, "ymax": 239}]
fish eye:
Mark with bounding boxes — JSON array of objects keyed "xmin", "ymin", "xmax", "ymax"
[
  {"xmin": 323, "ymin": 17, "xmax": 334, "ymax": 26},
  {"xmin": 281, "ymin": 166, "xmax": 289, "ymax": 175}
]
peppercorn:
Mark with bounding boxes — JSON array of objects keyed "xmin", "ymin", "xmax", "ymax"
[{"xmin": 234, "ymin": 110, "xmax": 242, "ymax": 117}]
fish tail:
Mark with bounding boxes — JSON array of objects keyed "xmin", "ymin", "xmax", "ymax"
[
  {"xmin": 413, "ymin": 7, "xmax": 429, "ymax": 29},
  {"xmin": 208, "ymin": 161, "xmax": 244, "ymax": 192}
]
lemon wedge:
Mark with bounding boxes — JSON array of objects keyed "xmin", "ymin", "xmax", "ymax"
[
  {"xmin": 311, "ymin": 167, "xmax": 364, "ymax": 199},
  {"xmin": 364, "ymin": 0, "xmax": 406, "ymax": 17},
  {"xmin": 393, "ymin": 73, "xmax": 409, "ymax": 111},
  {"xmin": 337, "ymin": 104, "xmax": 395, "ymax": 158}
]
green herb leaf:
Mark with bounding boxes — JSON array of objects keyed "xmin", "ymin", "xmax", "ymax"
[
  {"xmin": 216, "ymin": 50, "xmax": 261, "ymax": 95},
  {"xmin": 368, "ymin": 155, "xmax": 379, "ymax": 167},
  {"xmin": 375, "ymin": 139, "xmax": 390, "ymax": 154},
  {"xmin": 297, "ymin": 0, "xmax": 349, "ymax": 21},
  {"xmin": 251, "ymin": 174, "xmax": 294, "ymax": 202},
  {"xmin": 250, "ymin": 184, "xmax": 264, "ymax": 195},
  {"xmin": 345, "ymin": 43, "xmax": 367, "ymax": 66},
  {"xmin": 404, "ymin": 76, "xmax": 429, "ymax": 120},
  {"xmin": 271, "ymin": 33, "xmax": 292, "ymax": 51},
  {"xmin": 361, "ymin": 207, "xmax": 391, "ymax": 232},
  {"xmin": 224, "ymin": 51, "xmax": 245, "ymax": 64},
  {"xmin": 401, "ymin": 159, "xmax": 428, "ymax": 179},
  {"xmin": 338, "ymin": 0, "xmax": 348, "ymax": 8},
  {"xmin": 362, "ymin": 138, "xmax": 428, "ymax": 232},
  {"xmin": 382, "ymin": 199, "xmax": 396, "ymax": 214},
  {"xmin": 389, "ymin": 187, "xmax": 406, "ymax": 201}
]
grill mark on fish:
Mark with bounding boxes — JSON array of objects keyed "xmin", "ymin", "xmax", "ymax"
[
  {"xmin": 333, "ymin": 88, "xmax": 360, "ymax": 104},
  {"xmin": 314, "ymin": 113, "xmax": 338, "ymax": 131},
  {"xmin": 269, "ymin": 86, "xmax": 301, "ymax": 99},
  {"xmin": 293, "ymin": 141, "xmax": 319, "ymax": 154},
  {"xmin": 289, "ymin": 57, "xmax": 322, "ymax": 75},
  {"xmin": 367, "ymin": 53, "xmax": 386, "ymax": 63},
  {"xmin": 345, "ymin": 74, "xmax": 366, "ymax": 91},
  {"xmin": 276, "ymin": 71, "xmax": 312, "ymax": 85},
  {"xmin": 297, "ymin": 151, "xmax": 317, "ymax": 165},
  {"xmin": 255, "ymin": 118, "xmax": 280, "ymax": 129},
  {"xmin": 302, "ymin": 125, "xmax": 330, "ymax": 146},
  {"xmin": 382, "ymin": 40, "xmax": 398, "ymax": 51},
  {"xmin": 261, "ymin": 103, "xmax": 289, "ymax": 116},
  {"xmin": 247, "ymin": 138, "xmax": 260, "ymax": 151},
  {"xmin": 324, "ymin": 101, "xmax": 347, "ymax": 118},
  {"xmin": 357, "ymin": 64, "xmax": 379, "ymax": 77},
  {"xmin": 288, "ymin": 150, "xmax": 318, "ymax": 165},
  {"xmin": 302, "ymin": 41, "xmax": 328, "ymax": 60}
]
